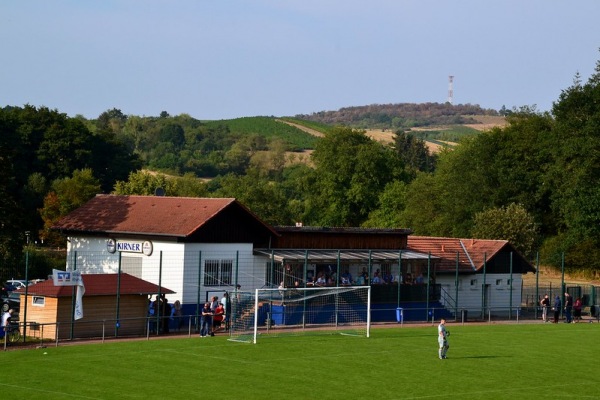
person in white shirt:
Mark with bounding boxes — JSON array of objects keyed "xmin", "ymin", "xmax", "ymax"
[
  {"xmin": 1, "ymin": 309, "xmax": 13, "ymax": 339},
  {"xmin": 437, "ymin": 318, "xmax": 449, "ymax": 360}
]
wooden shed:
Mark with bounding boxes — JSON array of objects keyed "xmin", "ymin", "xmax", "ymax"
[{"xmin": 17, "ymin": 273, "xmax": 174, "ymax": 340}]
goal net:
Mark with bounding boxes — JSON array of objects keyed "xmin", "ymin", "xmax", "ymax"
[{"xmin": 228, "ymin": 286, "xmax": 371, "ymax": 344}]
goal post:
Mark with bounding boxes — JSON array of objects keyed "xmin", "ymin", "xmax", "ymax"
[{"xmin": 228, "ymin": 286, "xmax": 371, "ymax": 344}]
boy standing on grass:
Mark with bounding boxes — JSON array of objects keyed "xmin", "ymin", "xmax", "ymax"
[{"xmin": 438, "ymin": 318, "xmax": 449, "ymax": 360}]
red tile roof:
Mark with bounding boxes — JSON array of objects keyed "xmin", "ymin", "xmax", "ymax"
[
  {"xmin": 16, "ymin": 273, "xmax": 174, "ymax": 297},
  {"xmin": 52, "ymin": 195, "xmax": 245, "ymax": 237},
  {"xmin": 407, "ymin": 236, "xmax": 532, "ymax": 273}
]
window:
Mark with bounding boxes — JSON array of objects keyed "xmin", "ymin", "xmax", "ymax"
[
  {"xmin": 496, "ymin": 279, "xmax": 502, "ymax": 286},
  {"xmin": 204, "ymin": 259, "xmax": 233, "ymax": 286},
  {"xmin": 470, "ymin": 279, "xmax": 477, "ymax": 286},
  {"xmin": 32, "ymin": 296, "xmax": 45, "ymax": 306}
]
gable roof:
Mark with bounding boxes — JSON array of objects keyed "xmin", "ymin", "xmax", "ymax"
[
  {"xmin": 407, "ymin": 236, "xmax": 536, "ymax": 274},
  {"xmin": 15, "ymin": 273, "xmax": 174, "ymax": 298},
  {"xmin": 51, "ymin": 194, "xmax": 278, "ymax": 240}
]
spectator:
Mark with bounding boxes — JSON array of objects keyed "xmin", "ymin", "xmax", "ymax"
[
  {"xmin": 359, "ymin": 268, "xmax": 369, "ymax": 286},
  {"xmin": 161, "ymin": 295, "xmax": 171, "ymax": 334},
  {"xmin": 278, "ymin": 281, "xmax": 286, "ymax": 303},
  {"xmin": 213, "ymin": 302, "xmax": 225, "ymax": 333},
  {"xmin": 415, "ymin": 273, "xmax": 425, "ymax": 285},
  {"xmin": 171, "ymin": 300, "xmax": 183, "ymax": 332},
  {"xmin": 341, "ymin": 270, "xmax": 353, "ymax": 286},
  {"xmin": 553, "ymin": 295, "xmax": 562, "ymax": 323},
  {"xmin": 200, "ymin": 302, "xmax": 213, "ymax": 337},
  {"xmin": 221, "ymin": 292, "xmax": 230, "ymax": 330},
  {"xmin": 564, "ymin": 292, "xmax": 573, "ymax": 323},
  {"xmin": 573, "ymin": 297, "xmax": 583, "ymax": 323},
  {"xmin": 315, "ymin": 272, "xmax": 326, "ymax": 287},
  {"xmin": 1, "ymin": 309, "xmax": 13, "ymax": 339},
  {"xmin": 540, "ymin": 294, "xmax": 550, "ymax": 323},
  {"xmin": 372, "ymin": 271, "xmax": 384, "ymax": 285},
  {"xmin": 383, "ymin": 272, "xmax": 394, "ymax": 285}
]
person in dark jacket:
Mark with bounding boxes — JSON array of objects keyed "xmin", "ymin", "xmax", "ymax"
[
  {"xmin": 564, "ymin": 292, "xmax": 573, "ymax": 323},
  {"xmin": 553, "ymin": 295, "xmax": 562, "ymax": 323}
]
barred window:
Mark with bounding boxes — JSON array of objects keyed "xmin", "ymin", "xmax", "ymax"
[{"xmin": 204, "ymin": 259, "xmax": 233, "ymax": 286}]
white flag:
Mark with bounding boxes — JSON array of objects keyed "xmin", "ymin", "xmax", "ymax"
[{"xmin": 52, "ymin": 269, "xmax": 85, "ymax": 320}]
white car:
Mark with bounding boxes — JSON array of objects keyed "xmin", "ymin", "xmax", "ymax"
[{"xmin": 5, "ymin": 279, "xmax": 28, "ymax": 290}]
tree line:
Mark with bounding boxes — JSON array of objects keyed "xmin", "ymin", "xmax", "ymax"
[{"xmin": 296, "ymin": 102, "xmax": 499, "ymax": 129}]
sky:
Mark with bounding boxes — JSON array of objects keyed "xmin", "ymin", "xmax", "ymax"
[{"xmin": 1, "ymin": 1, "xmax": 599, "ymax": 120}]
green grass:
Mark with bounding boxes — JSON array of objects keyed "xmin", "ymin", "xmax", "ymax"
[
  {"xmin": 2, "ymin": 323, "xmax": 599, "ymax": 399},
  {"xmin": 412, "ymin": 125, "xmax": 480, "ymax": 143},
  {"xmin": 204, "ymin": 116, "xmax": 318, "ymax": 150}
]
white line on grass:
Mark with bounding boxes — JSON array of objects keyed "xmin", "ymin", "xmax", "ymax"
[
  {"xmin": 0, "ymin": 382, "xmax": 103, "ymax": 399},
  {"xmin": 396, "ymin": 382, "xmax": 597, "ymax": 399}
]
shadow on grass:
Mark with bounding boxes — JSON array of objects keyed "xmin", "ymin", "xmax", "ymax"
[{"xmin": 451, "ymin": 355, "xmax": 510, "ymax": 359}]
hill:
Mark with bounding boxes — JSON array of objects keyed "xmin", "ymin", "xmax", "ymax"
[{"xmin": 295, "ymin": 102, "xmax": 500, "ymax": 130}]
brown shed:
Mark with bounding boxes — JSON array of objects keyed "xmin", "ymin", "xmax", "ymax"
[{"xmin": 17, "ymin": 273, "xmax": 174, "ymax": 340}]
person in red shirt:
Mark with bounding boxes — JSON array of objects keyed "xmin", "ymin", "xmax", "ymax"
[{"xmin": 212, "ymin": 302, "xmax": 225, "ymax": 334}]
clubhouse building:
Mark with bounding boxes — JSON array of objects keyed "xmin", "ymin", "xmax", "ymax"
[{"xmin": 52, "ymin": 194, "xmax": 535, "ymax": 322}]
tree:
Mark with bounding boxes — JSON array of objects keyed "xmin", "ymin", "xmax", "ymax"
[
  {"xmin": 362, "ymin": 180, "xmax": 409, "ymax": 228},
  {"xmin": 548, "ymin": 62, "xmax": 600, "ymax": 243},
  {"xmin": 308, "ymin": 127, "xmax": 404, "ymax": 226},
  {"xmin": 393, "ymin": 130, "xmax": 436, "ymax": 174},
  {"xmin": 0, "ymin": 108, "xmax": 24, "ymax": 269},
  {"xmin": 212, "ymin": 172, "xmax": 293, "ymax": 225},
  {"xmin": 39, "ymin": 169, "xmax": 101, "ymax": 246},
  {"xmin": 400, "ymin": 172, "xmax": 445, "ymax": 236},
  {"xmin": 472, "ymin": 203, "xmax": 539, "ymax": 259},
  {"xmin": 113, "ymin": 170, "xmax": 175, "ymax": 196}
]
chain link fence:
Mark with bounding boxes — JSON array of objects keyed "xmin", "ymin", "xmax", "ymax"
[{"xmin": 3, "ymin": 249, "xmax": 600, "ymax": 349}]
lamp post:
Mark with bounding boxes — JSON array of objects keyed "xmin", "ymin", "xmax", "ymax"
[{"xmin": 23, "ymin": 231, "xmax": 30, "ymax": 343}]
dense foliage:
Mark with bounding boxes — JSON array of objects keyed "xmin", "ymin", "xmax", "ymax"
[
  {"xmin": 297, "ymin": 102, "xmax": 498, "ymax": 129},
  {"xmin": 0, "ymin": 106, "xmax": 140, "ymax": 277}
]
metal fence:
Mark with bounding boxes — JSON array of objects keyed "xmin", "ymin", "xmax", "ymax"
[{"xmin": 4, "ymin": 249, "xmax": 600, "ymax": 350}]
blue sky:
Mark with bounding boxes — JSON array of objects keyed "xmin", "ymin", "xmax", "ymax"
[{"xmin": 1, "ymin": 1, "xmax": 599, "ymax": 120}]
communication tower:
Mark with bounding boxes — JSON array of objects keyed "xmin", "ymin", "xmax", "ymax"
[{"xmin": 448, "ymin": 75, "xmax": 454, "ymax": 104}]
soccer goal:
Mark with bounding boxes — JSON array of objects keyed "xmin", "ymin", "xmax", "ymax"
[{"xmin": 228, "ymin": 286, "xmax": 371, "ymax": 344}]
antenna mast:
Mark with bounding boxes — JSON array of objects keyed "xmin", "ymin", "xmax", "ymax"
[{"xmin": 448, "ymin": 75, "xmax": 454, "ymax": 104}]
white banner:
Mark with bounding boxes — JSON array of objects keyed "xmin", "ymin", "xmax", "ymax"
[{"xmin": 52, "ymin": 269, "xmax": 85, "ymax": 320}]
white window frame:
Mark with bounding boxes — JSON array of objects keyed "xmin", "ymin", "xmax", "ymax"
[
  {"xmin": 32, "ymin": 296, "xmax": 45, "ymax": 306},
  {"xmin": 204, "ymin": 259, "xmax": 234, "ymax": 286}
]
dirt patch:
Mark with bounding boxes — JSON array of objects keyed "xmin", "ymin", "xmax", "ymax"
[
  {"xmin": 276, "ymin": 119, "xmax": 324, "ymax": 138},
  {"xmin": 364, "ymin": 129, "xmax": 395, "ymax": 144},
  {"xmin": 523, "ymin": 265, "xmax": 600, "ymax": 286}
]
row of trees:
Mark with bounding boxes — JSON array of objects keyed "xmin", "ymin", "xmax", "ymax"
[{"xmin": 298, "ymin": 102, "xmax": 499, "ymax": 129}]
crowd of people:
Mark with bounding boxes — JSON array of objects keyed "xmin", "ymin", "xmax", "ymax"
[
  {"xmin": 147, "ymin": 290, "xmax": 234, "ymax": 337},
  {"xmin": 306, "ymin": 267, "xmax": 427, "ymax": 287},
  {"xmin": 540, "ymin": 292, "xmax": 585, "ymax": 323}
]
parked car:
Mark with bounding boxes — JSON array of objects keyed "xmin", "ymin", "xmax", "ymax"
[
  {"xmin": 1, "ymin": 287, "xmax": 20, "ymax": 316},
  {"xmin": 5, "ymin": 279, "xmax": 28, "ymax": 291}
]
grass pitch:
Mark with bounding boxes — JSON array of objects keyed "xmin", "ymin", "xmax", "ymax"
[{"xmin": 1, "ymin": 322, "xmax": 599, "ymax": 399}]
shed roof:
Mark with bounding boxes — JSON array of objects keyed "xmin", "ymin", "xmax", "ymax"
[
  {"xmin": 16, "ymin": 273, "xmax": 174, "ymax": 298},
  {"xmin": 407, "ymin": 236, "xmax": 536, "ymax": 274},
  {"xmin": 51, "ymin": 194, "xmax": 277, "ymax": 238}
]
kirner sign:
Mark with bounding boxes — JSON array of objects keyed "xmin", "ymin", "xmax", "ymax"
[{"xmin": 107, "ymin": 239, "xmax": 153, "ymax": 256}]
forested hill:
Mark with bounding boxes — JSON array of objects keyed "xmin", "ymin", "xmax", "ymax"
[{"xmin": 295, "ymin": 102, "xmax": 500, "ymax": 129}]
